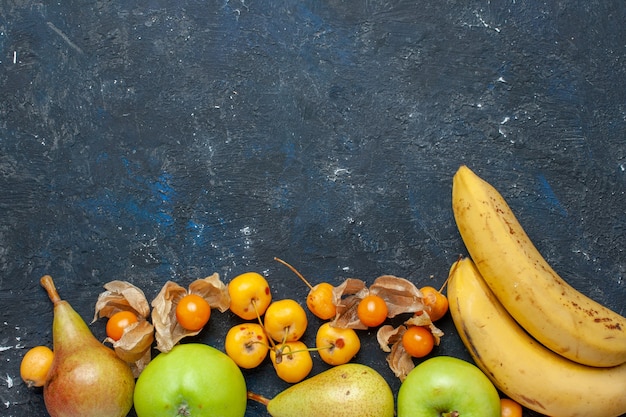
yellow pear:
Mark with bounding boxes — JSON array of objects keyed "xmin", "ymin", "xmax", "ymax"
[
  {"xmin": 40, "ymin": 275, "xmax": 135, "ymax": 417},
  {"xmin": 256, "ymin": 363, "xmax": 394, "ymax": 417}
]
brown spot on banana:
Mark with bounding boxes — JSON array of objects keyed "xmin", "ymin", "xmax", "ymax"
[{"xmin": 517, "ymin": 395, "xmax": 546, "ymax": 412}]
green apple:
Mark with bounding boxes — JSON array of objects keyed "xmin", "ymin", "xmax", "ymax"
[
  {"xmin": 397, "ymin": 356, "xmax": 500, "ymax": 417},
  {"xmin": 133, "ymin": 343, "xmax": 247, "ymax": 417}
]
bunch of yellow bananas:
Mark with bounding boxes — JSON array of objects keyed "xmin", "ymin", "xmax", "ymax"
[{"xmin": 447, "ymin": 165, "xmax": 626, "ymax": 417}]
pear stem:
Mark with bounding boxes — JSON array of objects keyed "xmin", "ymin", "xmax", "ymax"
[
  {"xmin": 40, "ymin": 275, "xmax": 62, "ymax": 305},
  {"xmin": 247, "ymin": 391, "xmax": 271, "ymax": 407}
]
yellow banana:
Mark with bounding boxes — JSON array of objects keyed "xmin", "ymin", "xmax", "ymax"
[
  {"xmin": 448, "ymin": 257, "xmax": 626, "ymax": 417},
  {"xmin": 452, "ymin": 165, "xmax": 626, "ymax": 367}
]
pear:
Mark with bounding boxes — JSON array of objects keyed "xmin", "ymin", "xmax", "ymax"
[
  {"xmin": 252, "ymin": 363, "xmax": 394, "ymax": 417},
  {"xmin": 40, "ymin": 275, "xmax": 135, "ymax": 417}
]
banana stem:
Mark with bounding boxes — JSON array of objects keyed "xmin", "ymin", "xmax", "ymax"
[
  {"xmin": 438, "ymin": 272, "xmax": 452, "ymax": 294},
  {"xmin": 440, "ymin": 256, "xmax": 463, "ymax": 293}
]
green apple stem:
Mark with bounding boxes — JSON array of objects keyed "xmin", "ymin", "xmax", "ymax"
[
  {"xmin": 441, "ymin": 412, "xmax": 460, "ymax": 417},
  {"xmin": 247, "ymin": 391, "xmax": 271, "ymax": 407},
  {"xmin": 175, "ymin": 404, "xmax": 192, "ymax": 417}
]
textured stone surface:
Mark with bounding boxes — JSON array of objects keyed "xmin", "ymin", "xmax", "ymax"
[{"xmin": 1, "ymin": 2, "xmax": 625, "ymax": 416}]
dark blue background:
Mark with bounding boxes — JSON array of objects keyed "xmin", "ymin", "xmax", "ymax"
[{"xmin": 1, "ymin": 1, "xmax": 625, "ymax": 416}]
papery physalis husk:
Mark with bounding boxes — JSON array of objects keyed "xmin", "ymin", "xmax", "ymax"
[
  {"xmin": 92, "ymin": 281, "xmax": 154, "ymax": 377},
  {"xmin": 152, "ymin": 273, "xmax": 230, "ymax": 353},
  {"xmin": 331, "ymin": 275, "xmax": 427, "ymax": 329},
  {"xmin": 404, "ymin": 312, "xmax": 445, "ymax": 344},
  {"xmin": 369, "ymin": 275, "xmax": 425, "ymax": 317},
  {"xmin": 377, "ymin": 312, "xmax": 444, "ymax": 381},
  {"xmin": 109, "ymin": 320, "xmax": 154, "ymax": 377},
  {"xmin": 93, "ymin": 280, "xmax": 151, "ymax": 319},
  {"xmin": 330, "ymin": 278, "xmax": 369, "ymax": 330},
  {"xmin": 377, "ymin": 325, "xmax": 414, "ymax": 381}
]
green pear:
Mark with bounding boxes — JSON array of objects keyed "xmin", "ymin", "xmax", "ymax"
[
  {"xmin": 263, "ymin": 363, "xmax": 394, "ymax": 417},
  {"xmin": 40, "ymin": 275, "xmax": 135, "ymax": 417}
]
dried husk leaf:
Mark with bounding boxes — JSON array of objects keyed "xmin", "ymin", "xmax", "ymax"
[
  {"xmin": 188, "ymin": 273, "xmax": 231, "ymax": 313},
  {"xmin": 331, "ymin": 275, "xmax": 428, "ymax": 329},
  {"xmin": 129, "ymin": 348, "xmax": 152, "ymax": 379},
  {"xmin": 93, "ymin": 280, "xmax": 154, "ymax": 373},
  {"xmin": 330, "ymin": 278, "xmax": 369, "ymax": 329},
  {"xmin": 151, "ymin": 281, "xmax": 190, "ymax": 353},
  {"xmin": 377, "ymin": 325, "xmax": 415, "ymax": 381},
  {"xmin": 92, "ymin": 280, "xmax": 151, "ymax": 322},
  {"xmin": 377, "ymin": 312, "xmax": 445, "ymax": 381},
  {"xmin": 369, "ymin": 275, "xmax": 424, "ymax": 318},
  {"xmin": 404, "ymin": 313, "xmax": 444, "ymax": 345},
  {"xmin": 332, "ymin": 278, "xmax": 368, "ymax": 305},
  {"xmin": 105, "ymin": 320, "xmax": 155, "ymax": 377},
  {"xmin": 377, "ymin": 324, "xmax": 404, "ymax": 353},
  {"xmin": 330, "ymin": 295, "xmax": 367, "ymax": 329},
  {"xmin": 152, "ymin": 274, "xmax": 230, "ymax": 353}
]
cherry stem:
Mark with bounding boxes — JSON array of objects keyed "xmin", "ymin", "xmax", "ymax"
[
  {"xmin": 273, "ymin": 344, "xmax": 290, "ymax": 364},
  {"xmin": 252, "ymin": 299, "xmax": 277, "ymax": 349},
  {"xmin": 279, "ymin": 328, "xmax": 291, "ymax": 346},
  {"xmin": 274, "ymin": 257, "xmax": 314, "ymax": 290},
  {"xmin": 274, "ymin": 344, "xmax": 317, "ymax": 361},
  {"xmin": 309, "ymin": 345, "xmax": 333, "ymax": 352},
  {"xmin": 247, "ymin": 391, "xmax": 271, "ymax": 407},
  {"xmin": 246, "ymin": 340, "xmax": 271, "ymax": 350},
  {"xmin": 40, "ymin": 275, "xmax": 62, "ymax": 305}
]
